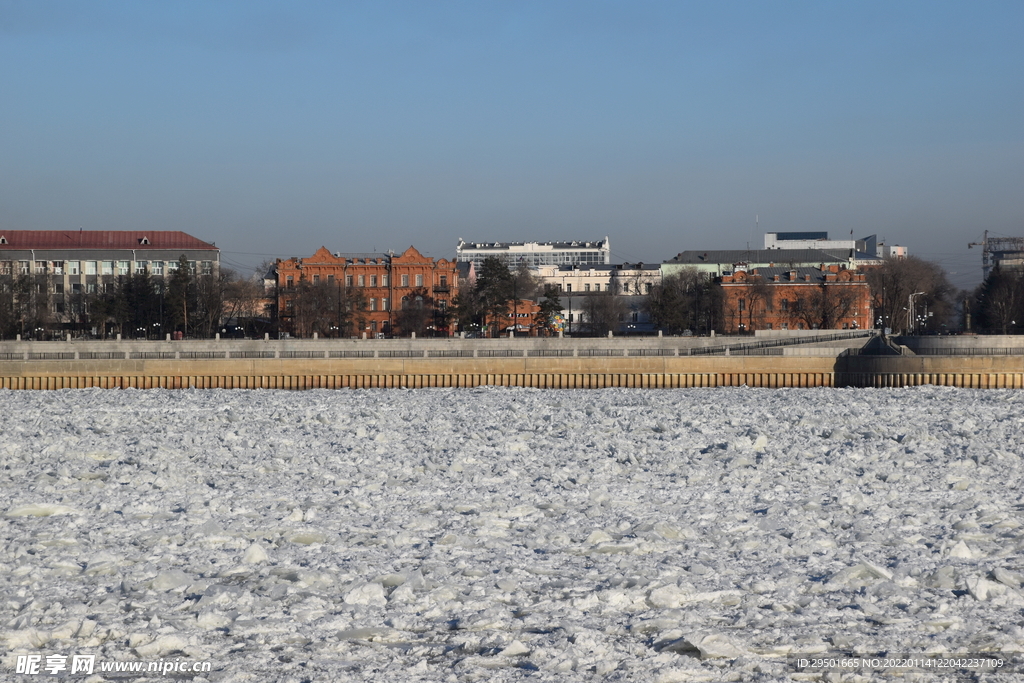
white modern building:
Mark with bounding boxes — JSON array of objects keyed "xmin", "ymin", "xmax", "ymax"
[
  {"xmin": 764, "ymin": 232, "xmax": 907, "ymax": 259},
  {"xmin": 456, "ymin": 237, "xmax": 611, "ymax": 271}
]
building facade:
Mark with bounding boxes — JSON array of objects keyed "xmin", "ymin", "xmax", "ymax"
[
  {"xmin": 0, "ymin": 230, "xmax": 219, "ymax": 330},
  {"xmin": 717, "ymin": 265, "xmax": 872, "ymax": 333},
  {"xmin": 533, "ymin": 263, "xmax": 661, "ymax": 333},
  {"xmin": 275, "ymin": 246, "xmax": 458, "ymax": 337},
  {"xmin": 662, "ymin": 248, "xmax": 852, "ymax": 280},
  {"xmin": 456, "ymin": 237, "xmax": 611, "ymax": 271},
  {"xmin": 765, "ymin": 232, "xmax": 907, "ymax": 261}
]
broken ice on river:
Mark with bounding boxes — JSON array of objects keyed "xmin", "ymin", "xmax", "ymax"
[{"xmin": 2, "ymin": 386, "xmax": 1024, "ymax": 682}]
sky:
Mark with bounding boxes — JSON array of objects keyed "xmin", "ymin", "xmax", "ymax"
[{"xmin": 1, "ymin": 1, "xmax": 1021, "ymax": 289}]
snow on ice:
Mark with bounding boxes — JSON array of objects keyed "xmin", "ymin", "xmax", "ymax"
[{"xmin": 1, "ymin": 386, "xmax": 1024, "ymax": 681}]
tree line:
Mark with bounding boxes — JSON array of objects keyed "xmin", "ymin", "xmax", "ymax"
[{"xmin": 4, "ymin": 250, "xmax": 1021, "ymax": 339}]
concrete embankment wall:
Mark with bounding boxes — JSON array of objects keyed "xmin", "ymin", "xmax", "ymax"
[
  {"xmin": 0, "ymin": 355, "xmax": 840, "ymax": 390},
  {"xmin": 1, "ymin": 334, "xmax": 1021, "ymax": 389},
  {"xmin": 836, "ymin": 354, "xmax": 1024, "ymax": 388},
  {"xmin": 0, "ymin": 337, "xmax": 849, "ymax": 389}
]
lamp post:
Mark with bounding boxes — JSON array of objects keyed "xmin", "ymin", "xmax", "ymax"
[{"xmin": 908, "ymin": 292, "xmax": 925, "ymax": 335}]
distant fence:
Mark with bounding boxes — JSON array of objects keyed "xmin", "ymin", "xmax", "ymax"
[{"xmin": 689, "ymin": 330, "xmax": 872, "ymax": 356}]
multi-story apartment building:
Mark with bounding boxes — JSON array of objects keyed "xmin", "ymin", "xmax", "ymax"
[
  {"xmin": 275, "ymin": 246, "xmax": 458, "ymax": 337},
  {"xmin": 0, "ymin": 230, "xmax": 219, "ymax": 326},
  {"xmin": 456, "ymin": 237, "xmax": 611, "ymax": 271}
]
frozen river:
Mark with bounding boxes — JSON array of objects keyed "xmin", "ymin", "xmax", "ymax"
[{"xmin": 2, "ymin": 386, "xmax": 1024, "ymax": 681}]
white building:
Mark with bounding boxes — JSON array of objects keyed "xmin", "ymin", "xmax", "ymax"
[
  {"xmin": 764, "ymin": 232, "xmax": 906, "ymax": 260},
  {"xmin": 534, "ymin": 263, "xmax": 661, "ymax": 333},
  {"xmin": 456, "ymin": 237, "xmax": 611, "ymax": 271}
]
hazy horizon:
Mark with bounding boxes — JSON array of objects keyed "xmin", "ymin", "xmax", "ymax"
[{"xmin": 2, "ymin": 1, "xmax": 1021, "ymax": 291}]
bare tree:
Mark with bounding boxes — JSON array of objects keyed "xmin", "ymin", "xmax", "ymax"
[
  {"xmin": 581, "ymin": 289, "xmax": 628, "ymax": 336},
  {"xmin": 396, "ymin": 287, "xmax": 434, "ymax": 336},
  {"xmin": 290, "ymin": 280, "xmax": 365, "ymax": 337},
  {"xmin": 645, "ymin": 268, "xmax": 721, "ymax": 334},
  {"xmin": 793, "ymin": 285, "xmax": 860, "ymax": 330},
  {"xmin": 864, "ymin": 256, "xmax": 953, "ymax": 334}
]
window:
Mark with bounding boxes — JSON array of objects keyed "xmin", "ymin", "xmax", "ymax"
[
  {"xmin": 622, "ymin": 282, "xmax": 629, "ymax": 294},
  {"xmin": 415, "ymin": 274, "xmax": 423, "ymax": 287},
  {"xmin": 286, "ymin": 276, "xmax": 294, "ymax": 289},
  {"xmin": 369, "ymin": 298, "xmax": 376, "ymax": 311},
  {"xmin": 102, "ymin": 261, "xmax": 114, "ymax": 275},
  {"xmin": 151, "ymin": 261, "xmax": 163, "ymax": 275},
  {"xmin": 401, "ymin": 274, "xmax": 409, "ymax": 287},
  {"xmin": 19, "ymin": 261, "xmax": 30, "ymax": 274},
  {"xmin": 135, "ymin": 261, "xmax": 147, "ymax": 274},
  {"xmin": 328, "ymin": 275, "xmax": 335, "ymax": 285},
  {"xmin": 345, "ymin": 275, "xmax": 353, "ymax": 287},
  {"xmin": 35, "ymin": 261, "xmax": 46, "ymax": 274},
  {"xmin": 72, "ymin": 283, "xmax": 82, "ymax": 293},
  {"xmin": 54, "ymin": 283, "xmax": 64, "ymax": 294},
  {"xmin": 584, "ymin": 283, "xmax": 590, "ymax": 292},
  {"xmin": 286, "ymin": 299, "xmax": 294, "ymax": 311},
  {"xmin": 201, "ymin": 261, "xmax": 213, "ymax": 275},
  {"xmin": 440, "ymin": 275, "xmax": 447, "ymax": 287},
  {"xmin": 87, "ymin": 283, "xmax": 96, "ymax": 293},
  {"xmin": 167, "ymin": 260, "xmax": 179, "ymax": 272},
  {"xmin": 565, "ymin": 284, "xmax": 572, "ymax": 293},
  {"xmin": 780, "ymin": 299, "xmax": 789, "ymax": 312},
  {"xmin": 52, "ymin": 261, "xmax": 64, "ymax": 274},
  {"xmin": 781, "ymin": 322, "xmax": 788, "ymax": 330},
  {"xmin": 357, "ymin": 275, "xmax": 364, "ymax": 286},
  {"xmin": 381, "ymin": 275, "xmax": 388, "ymax": 287},
  {"xmin": 382, "ymin": 298, "xmax": 389, "ymax": 311},
  {"xmin": 645, "ymin": 283, "xmax": 652, "ymax": 294},
  {"xmin": 0, "ymin": 262, "xmax": 11, "ymax": 275},
  {"xmin": 738, "ymin": 299, "xmax": 746, "ymax": 311},
  {"xmin": 188, "ymin": 261, "xmax": 197, "ymax": 273},
  {"xmin": 117, "ymin": 261, "xmax": 129, "ymax": 275},
  {"xmin": 85, "ymin": 261, "xmax": 97, "ymax": 275}
]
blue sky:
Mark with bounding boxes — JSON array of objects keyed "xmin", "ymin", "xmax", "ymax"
[{"xmin": 1, "ymin": 1, "xmax": 1021, "ymax": 288}]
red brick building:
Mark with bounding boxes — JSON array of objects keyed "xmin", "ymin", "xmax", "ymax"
[
  {"xmin": 276, "ymin": 246, "xmax": 459, "ymax": 337},
  {"xmin": 718, "ymin": 265, "xmax": 871, "ymax": 333}
]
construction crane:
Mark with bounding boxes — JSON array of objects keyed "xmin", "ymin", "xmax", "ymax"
[{"xmin": 969, "ymin": 230, "xmax": 1024, "ymax": 280}]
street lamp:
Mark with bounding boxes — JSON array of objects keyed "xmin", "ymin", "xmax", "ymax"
[{"xmin": 908, "ymin": 292, "xmax": 925, "ymax": 335}]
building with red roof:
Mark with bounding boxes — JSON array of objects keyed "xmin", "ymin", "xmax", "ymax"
[{"xmin": 0, "ymin": 230, "xmax": 220, "ymax": 330}]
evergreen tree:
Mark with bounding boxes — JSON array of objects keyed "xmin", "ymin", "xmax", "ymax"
[
  {"xmin": 475, "ymin": 256, "xmax": 514, "ymax": 337},
  {"xmin": 535, "ymin": 284, "xmax": 563, "ymax": 335}
]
